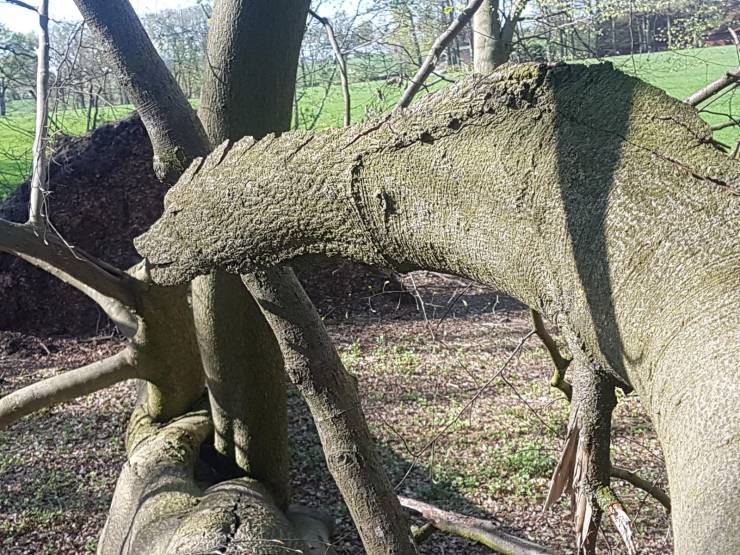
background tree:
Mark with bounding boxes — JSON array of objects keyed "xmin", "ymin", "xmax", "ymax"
[{"xmin": 0, "ymin": 24, "xmax": 35, "ymax": 116}]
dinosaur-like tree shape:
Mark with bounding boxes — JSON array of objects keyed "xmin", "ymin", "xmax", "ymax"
[{"xmin": 1, "ymin": 1, "xmax": 737, "ymax": 554}]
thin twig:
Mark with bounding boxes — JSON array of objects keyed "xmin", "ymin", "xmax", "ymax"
[{"xmin": 396, "ymin": 0, "xmax": 485, "ymax": 109}]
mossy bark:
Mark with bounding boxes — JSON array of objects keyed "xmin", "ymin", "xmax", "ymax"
[
  {"xmin": 189, "ymin": 0, "xmax": 312, "ymax": 510},
  {"xmin": 139, "ymin": 62, "xmax": 740, "ymax": 554}
]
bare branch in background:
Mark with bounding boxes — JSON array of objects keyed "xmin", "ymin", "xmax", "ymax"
[
  {"xmin": 685, "ymin": 66, "xmax": 740, "ymax": 106},
  {"xmin": 399, "ymin": 496, "xmax": 554, "ymax": 554},
  {"xmin": 27, "ymin": 0, "xmax": 49, "ymax": 230},
  {"xmin": 2, "ymin": 0, "xmax": 37, "ymax": 12},
  {"xmin": 397, "ymin": 0, "xmax": 485, "ymax": 110},
  {"xmin": 309, "ymin": 9, "xmax": 351, "ymax": 127}
]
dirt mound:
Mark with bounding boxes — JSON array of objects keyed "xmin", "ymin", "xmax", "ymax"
[
  {"xmin": 0, "ymin": 115, "xmax": 167, "ymax": 335},
  {"xmin": 0, "ymin": 115, "xmax": 397, "ymax": 336}
]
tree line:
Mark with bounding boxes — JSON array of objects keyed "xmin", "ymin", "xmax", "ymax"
[{"xmin": 0, "ymin": 0, "xmax": 734, "ymax": 121}]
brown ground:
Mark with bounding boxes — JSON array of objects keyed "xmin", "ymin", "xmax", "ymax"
[{"xmin": 0, "ymin": 271, "xmax": 672, "ymax": 555}]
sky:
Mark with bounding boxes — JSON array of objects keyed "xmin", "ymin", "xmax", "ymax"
[
  {"xmin": 0, "ymin": 0, "xmax": 202, "ymax": 33},
  {"xmin": 0, "ymin": 1, "xmax": 351, "ymax": 34}
]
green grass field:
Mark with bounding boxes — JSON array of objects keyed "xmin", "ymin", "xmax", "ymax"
[{"xmin": 1, "ymin": 45, "xmax": 737, "ymax": 198}]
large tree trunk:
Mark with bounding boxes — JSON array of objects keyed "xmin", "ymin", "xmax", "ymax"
[
  {"xmin": 191, "ymin": 0, "xmax": 314, "ymax": 510},
  {"xmin": 139, "ymin": 62, "xmax": 740, "ymax": 554},
  {"xmin": 66, "ymin": 2, "xmax": 417, "ymax": 553},
  {"xmin": 472, "ymin": 0, "xmax": 526, "ymax": 72},
  {"xmin": 472, "ymin": 0, "xmax": 501, "ymax": 73}
]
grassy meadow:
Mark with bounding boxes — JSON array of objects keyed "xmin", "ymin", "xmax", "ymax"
[{"xmin": 1, "ymin": 45, "xmax": 737, "ymax": 198}]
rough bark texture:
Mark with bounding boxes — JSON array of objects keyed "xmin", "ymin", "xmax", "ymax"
[
  {"xmin": 72, "ymin": 0, "xmax": 209, "ymax": 182},
  {"xmin": 243, "ymin": 268, "xmax": 418, "ymax": 554},
  {"xmin": 138, "ymin": 62, "xmax": 740, "ymax": 554}
]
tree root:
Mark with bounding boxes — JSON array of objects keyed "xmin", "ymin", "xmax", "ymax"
[
  {"xmin": 102, "ymin": 401, "xmax": 337, "ymax": 555},
  {"xmin": 400, "ymin": 496, "xmax": 553, "ymax": 554}
]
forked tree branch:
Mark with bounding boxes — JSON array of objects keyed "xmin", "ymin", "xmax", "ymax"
[
  {"xmin": 399, "ymin": 496, "xmax": 553, "ymax": 554},
  {"xmin": 397, "ymin": 0, "xmax": 485, "ymax": 109},
  {"xmin": 0, "ymin": 349, "xmax": 140, "ymax": 429},
  {"xmin": 309, "ymin": 9, "xmax": 351, "ymax": 127},
  {"xmin": 0, "ymin": 219, "xmax": 142, "ymax": 310}
]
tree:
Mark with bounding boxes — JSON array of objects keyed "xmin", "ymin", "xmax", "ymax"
[
  {"xmin": 472, "ymin": 0, "xmax": 529, "ymax": 72},
  {"xmin": 137, "ymin": 63, "xmax": 740, "ymax": 554},
  {"xmin": 0, "ymin": 24, "xmax": 35, "ymax": 116},
  {"xmin": 0, "ymin": 2, "xmax": 738, "ymax": 555}
]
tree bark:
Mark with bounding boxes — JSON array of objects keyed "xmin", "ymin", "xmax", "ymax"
[
  {"xmin": 72, "ymin": 0, "xmax": 210, "ymax": 183},
  {"xmin": 472, "ymin": 0, "xmax": 499, "ymax": 74},
  {"xmin": 27, "ymin": 0, "xmax": 49, "ymax": 229},
  {"xmin": 139, "ymin": 63, "xmax": 740, "ymax": 554},
  {"xmin": 193, "ymin": 0, "xmax": 313, "ymax": 511},
  {"xmin": 473, "ymin": 0, "xmax": 528, "ymax": 73},
  {"xmin": 196, "ymin": 5, "xmax": 417, "ymax": 551},
  {"xmin": 243, "ymin": 268, "xmax": 418, "ymax": 554}
]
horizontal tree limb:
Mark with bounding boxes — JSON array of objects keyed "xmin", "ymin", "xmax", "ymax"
[
  {"xmin": 399, "ymin": 496, "xmax": 554, "ymax": 554},
  {"xmin": 0, "ymin": 349, "xmax": 140, "ymax": 430}
]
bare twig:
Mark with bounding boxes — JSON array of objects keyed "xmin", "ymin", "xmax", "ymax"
[
  {"xmin": 400, "ymin": 496, "xmax": 554, "ymax": 554},
  {"xmin": 531, "ymin": 309, "xmax": 572, "ymax": 400},
  {"xmin": 27, "ymin": 0, "xmax": 50, "ymax": 230},
  {"xmin": 396, "ymin": 330, "xmax": 535, "ymax": 489},
  {"xmin": 0, "ymin": 349, "xmax": 139, "ymax": 429},
  {"xmin": 396, "ymin": 0, "xmax": 485, "ymax": 109},
  {"xmin": 2, "ymin": 0, "xmax": 37, "ymax": 12}
]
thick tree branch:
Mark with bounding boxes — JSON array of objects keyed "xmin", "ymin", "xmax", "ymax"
[
  {"xmin": 397, "ymin": 0, "xmax": 485, "ymax": 109},
  {"xmin": 243, "ymin": 268, "xmax": 418, "ymax": 555},
  {"xmin": 0, "ymin": 219, "xmax": 142, "ymax": 309},
  {"xmin": 399, "ymin": 496, "xmax": 553, "ymax": 554},
  {"xmin": 685, "ymin": 66, "xmax": 740, "ymax": 107},
  {"xmin": 0, "ymin": 349, "xmax": 139, "ymax": 430},
  {"xmin": 72, "ymin": 0, "xmax": 209, "ymax": 182}
]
